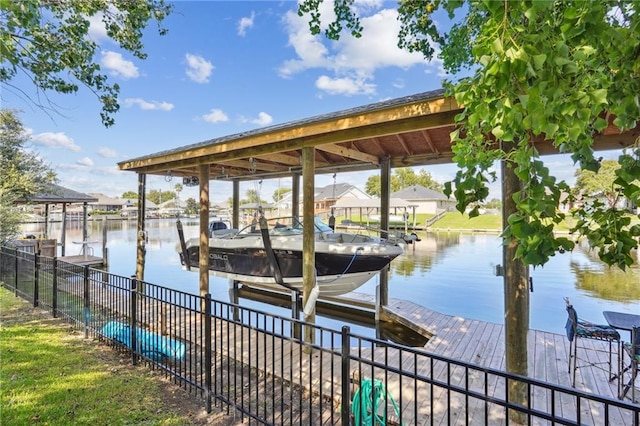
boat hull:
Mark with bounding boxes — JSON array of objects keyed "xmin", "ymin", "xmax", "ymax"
[{"xmin": 178, "ymin": 236, "xmax": 402, "ymax": 296}]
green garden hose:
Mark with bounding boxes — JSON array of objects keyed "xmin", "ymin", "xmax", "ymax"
[{"xmin": 351, "ymin": 378, "xmax": 402, "ymax": 425}]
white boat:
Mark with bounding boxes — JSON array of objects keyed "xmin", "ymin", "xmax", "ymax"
[{"xmin": 176, "ymin": 216, "xmax": 403, "ymax": 296}]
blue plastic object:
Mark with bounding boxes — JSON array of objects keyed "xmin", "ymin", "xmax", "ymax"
[{"xmin": 100, "ymin": 321, "xmax": 186, "ymax": 361}]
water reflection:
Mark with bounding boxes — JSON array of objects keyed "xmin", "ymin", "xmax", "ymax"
[
  {"xmin": 19, "ymin": 219, "xmax": 639, "ymax": 336},
  {"xmin": 570, "ymin": 243, "xmax": 640, "ymax": 302}
]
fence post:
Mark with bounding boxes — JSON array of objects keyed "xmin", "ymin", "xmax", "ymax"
[
  {"xmin": 0, "ymin": 247, "xmax": 4, "ymax": 282},
  {"xmin": 205, "ymin": 293, "xmax": 212, "ymax": 413},
  {"xmin": 130, "ymin": 276, "xmax": 138, "ymax": 365},
  {"xmin": 34, "ymin": 253, "xmax": 39, "ymax": 307},
  {"xmin": 84, "ymin": 266, "xmax": 90, "ymax": 339},
  {"xmin": 341, "ymin": 325, "xmax": 351, "ymax": 425},
  {"xmin": 52, "ymin": 257, "xmax": 58, "ymax": 318},
  {"xmin": 14, "ymin": 248, "xmax": 18, "ymax": 296}
]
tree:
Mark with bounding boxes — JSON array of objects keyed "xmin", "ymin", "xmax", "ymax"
[
  {"xmin": 1, "ymin": 0, "xmax": 172, "ymax": 127},
  {"xmin": 174, "ymin": 183, "xmax": 183, "ymax": 208},
  {"xmin": 245, "ymin": 189, "xmax": 267, "ymax": 205},
  {"xmin": 484, "ymin": 198, "xmax": 502, "ymax": 210},
  {"xmin": 364, "ymin": 167, "xmax": 443, "ymax": 197},
  {"xmin": 299, "ymin": 0, "xmax": 640, "ymax": 269},
  {"xmin": 122, "ymin": 191, "xmax": 138, "ymax": 199},
  {"xmin": 273, "ymin": 187, "xmax": 291, "ymax": 203},
  {"xmin": 184, "ymin": 197, "xmax": 197, "ymax": 215},
  {"xmin": 299, "ymin": 0, "xmax": 640, "ymax": 411},
  {"xmin": 574, "ymin": 160, "xmax": 622, "ymax": 208},
  {"xmin": 228, "ymin": 189, "xmax": 269, "ymax": 211},
  {"xmin": 146, "ymin": 189, "xmax": 176, "ymax": 205},
  {"xmin": 0, "ymin": 109, "xmax": 56, "ymax": 242}
]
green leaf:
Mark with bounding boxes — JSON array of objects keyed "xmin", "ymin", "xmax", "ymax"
[
  {"xmin": 491, "ymin": 37, "xmax": 504, "ymax": 55},
  {"xmin": 491, "ymin": 125, "xmax": 504, "ymax": 139},
  {"xmin": 532, "ymin": 53, "xmax": 546, "ymax": 70},
  {"xmin": 590, "ymin": 88, "xmax": 608, "ymax": 106}
]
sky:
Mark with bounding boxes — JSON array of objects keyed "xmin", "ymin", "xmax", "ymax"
[{"xmin": 3, "ymin": 0, "xmax": 624, "ymax": 205}]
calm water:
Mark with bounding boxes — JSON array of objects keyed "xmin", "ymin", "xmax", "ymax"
[{"xmin": 21, "ymin": 219, "xmax": 639, "ymax": 336}]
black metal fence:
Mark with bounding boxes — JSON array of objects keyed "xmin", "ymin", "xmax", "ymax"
[{"xmin": 1, "ymin": 246, "xmax": 638, "ymax": 425}]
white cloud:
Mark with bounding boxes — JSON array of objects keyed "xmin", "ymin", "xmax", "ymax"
[
  {"xmin": 279, "ymin": 5, "xmax": 441, "ymax": 96},
  {"xmin": 315, "ymin": 75, "xmax": 376, "ymax": 96},
  {"xmin": 77, "ymin": 157, "xmax": 94, "ymax": 167},
  {"xmin": 87, "ymin": 13, "xmax": 109, "ymax": 41},
  {"xmin": 97, "ymin": 147, "xmax": 118, "ymax": 158},
  {"xmin": 58, "ymin": 163, "xmax": 121, "ymax": 175},
  {"xmin": 101, "ymin": 51, "xmax": 139, "ymax": 79},
  {"xmin": 240, "ymin": 112, "xmax": 273, "ymax": 126},
  {"xmin": 392, "ymin": 78, "xmax": 405, "ymax": 89},
  {"xmin": 354, "ymin": 0, "xmax": 384, "ymax": 11},
  {"xmin": 123, "ymin": 97, "xmax": 174, "ymax": 111},
  {"xmin": 30, "ymin": 132, "xmax": 81, "ymax": 152},
  {"xmin": 202, "ymin": 108, "xmax": 229, "ymax": 123},
  {"xmin": 278, "ymin": 9, "xmax": 332, "ymax": 78},
  {"xmin": 185, "ymin": 53, "xmax": 214, "ymax": 83},
  {"xmin": 238, "ymin": 11, "xmax": 255, "ymax": 36}
]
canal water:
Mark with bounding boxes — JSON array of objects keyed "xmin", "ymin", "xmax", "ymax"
[{"xmin": 20, "ymin": 218, "xmax": 639, "ymax": 337}]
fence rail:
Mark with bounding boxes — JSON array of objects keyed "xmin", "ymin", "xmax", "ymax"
[{"xmin": 1, "ymin": 246, "xmax": 638, "ymax": 425}]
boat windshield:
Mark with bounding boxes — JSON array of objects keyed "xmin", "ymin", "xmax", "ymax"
[{"xmin": 236, "ymin": 216, "xmax": 333, "ymax": 236}]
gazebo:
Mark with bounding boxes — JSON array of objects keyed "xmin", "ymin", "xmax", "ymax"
[{"xmin": 15, "ymin": 183, "xmax": 99, "ymax": 260}]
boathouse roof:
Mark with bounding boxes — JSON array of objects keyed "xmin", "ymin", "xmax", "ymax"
[
  {"xmin": 118, "ymin": 89, "xmax": 638, "ymax": 182},
  {"xmin": 15, "ymin": 183, "xmax": 98, "ymax": 204}
]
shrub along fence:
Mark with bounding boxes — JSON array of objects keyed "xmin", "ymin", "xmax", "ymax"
[{"xmin": 1, "ymin": 246, "xmax": 638, "ymax": 425}]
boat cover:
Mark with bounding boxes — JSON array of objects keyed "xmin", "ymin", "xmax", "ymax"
[{"xmin": 100, "ymin": 321, "xmax": 186, "ymax": 361}]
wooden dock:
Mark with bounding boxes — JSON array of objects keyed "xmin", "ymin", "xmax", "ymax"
[
  {"xmin": 201, "ymin": 292, "xmax": 636, "ymax": 425},
  {"xmin": 58, "ymin": 254, "xmax": 105, "ymax": 267}
]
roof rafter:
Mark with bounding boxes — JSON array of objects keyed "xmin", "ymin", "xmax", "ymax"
[{"xmin": 315, "ymin": 143, "xmax": 379, "ymax": 165}]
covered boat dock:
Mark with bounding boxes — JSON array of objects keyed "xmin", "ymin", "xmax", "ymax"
[{"xmin": 117, "ymin": 89, "xmax": 638, "ymax": 356}]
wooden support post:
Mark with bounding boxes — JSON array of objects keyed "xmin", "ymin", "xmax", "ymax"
[
  {"xmin": 199, "ymin": 164, "xmax": 210, "ymax": 309},
  {"xmin": 102, "ymin": 217, "xmax": 108, "ymax": 267},
  {"xmin": 228, "ymin": 280, "xmax": 240, "ymax": 321},
  {"xmin": 160, "ymin": 304, "xmax": 167, "ymax": 335},
  {"xmin": 501, "ymin": 141, "xmax": 529, "ymax": 422},
  {"xmin": 232, "ymin": 180, "xmax": 240, "ymax": 229},
  {"xmin": 82, "ymin": 202, "xmax": 89, "ymax": 259},
  {"xmin": 292, "ymin": 172, "xmax": 300, "ymax": 220},
  {"xmin": 44, "ymin": 204, "xmax": 49, "ymax": 239},
  {"xmin": 61, "ymin": 206, "xmax": 67, "ymax": 256},
  {"xmin": 302, "ymin": 147, "xmax": 315, "ymax": 347},
  {"xmin": 135, "ymin": 173, "xmax": 146, "ymax": 291},
  {"xmin": 379, "ymin": 157, "xmax": 391, "ymax": 308}
]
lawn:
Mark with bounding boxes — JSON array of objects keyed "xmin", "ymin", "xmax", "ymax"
[
  {"xmin": 0, "ymin": 286, "xmax": 232, "ymax": 425},
  {"xmin": 428, "ymin": 212, "xmax": 502, "ymax": 231}
]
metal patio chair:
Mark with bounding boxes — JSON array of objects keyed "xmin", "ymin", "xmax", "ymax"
[
  {"xmin": 622, "ymin": 326, "xmax": 639, "ymax": 402},
  {"xmin": 564, "ymin": 297, "xmax": 621, "ymax": 388}
]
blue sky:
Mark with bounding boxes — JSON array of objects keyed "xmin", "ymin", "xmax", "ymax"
[{"xmin": 5, "ymin": 1, "xmax": 622, "ymax": 204}]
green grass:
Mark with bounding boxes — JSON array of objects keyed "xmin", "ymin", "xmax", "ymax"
[
  {"xmin": 0, "ymin": 286, "xmax": 212, "ymax": 425},
  {"xmin": 428, "ymin": 212, "xmax": 502, "ymax": 230},
  {"xmin": 336, "ymin": 211, "xmax": 639, "ymax": 234}
]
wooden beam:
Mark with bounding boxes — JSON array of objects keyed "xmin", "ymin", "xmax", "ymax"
[
  {"xmin": 420, "ymin": 129, "xmax": 439, "ymax": 154},
  {"xmin": 118, "ymin": 110, "xmax": 460, "ymax": 173},
  {"xmin": 218, "ymin": 159, "xmax": 288, "ymax": 173},
  {"xmin": 369, "ymin": 137, "xmax": 384, "ymax": 152},
  {"xmin": 254, "ymin": 152, "xmax": 301, "ymax": 166},
  {"xmin": 394, "ymin": 133, "xmax": 412, "ymax": 156},
  {"xmin": 316, "ymin": 143, "xmax": 379, "ymax": 164},
  {"xmin": 315, "ymin": 150, "xmax": 333, "ymax": 165}
]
